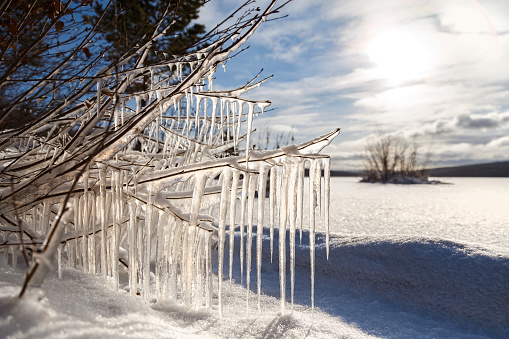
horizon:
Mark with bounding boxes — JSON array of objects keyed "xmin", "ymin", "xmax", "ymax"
[{"xmin": 199, "ymin": 0, "xmax": 509, "ymax": 171}]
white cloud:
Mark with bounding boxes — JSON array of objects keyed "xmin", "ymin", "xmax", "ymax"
[{"xmin": 198, "ymin": 0, "xmax": 509, "ymax": 169}]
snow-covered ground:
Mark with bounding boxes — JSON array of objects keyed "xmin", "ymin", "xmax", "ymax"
[{"xmin": 2, "ymin": 178, "xmax": 509, "ymax": 338}]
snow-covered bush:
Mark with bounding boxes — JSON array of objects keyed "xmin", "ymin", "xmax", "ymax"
[
  {"xmin": 362, "ymin": 130, "xmax": 430, "ymax": 183},
  {"xmin": 0, "ymin": 0, "xmax": 339, "ymax": 315}
]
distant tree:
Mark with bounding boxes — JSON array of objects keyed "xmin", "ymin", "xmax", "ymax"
[{"xmin": 362, "ymin": 130, "xmax": 431, "ymax": 183}]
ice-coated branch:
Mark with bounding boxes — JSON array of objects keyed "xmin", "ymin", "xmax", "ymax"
[{"xmin": 0, "ymin": 0, "xmax": 341, "ymax": 318}]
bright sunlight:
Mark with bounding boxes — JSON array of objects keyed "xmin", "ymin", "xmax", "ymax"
[{"xmin": 367, "ymin": 30, "xmax": 434, "ymax": 85}]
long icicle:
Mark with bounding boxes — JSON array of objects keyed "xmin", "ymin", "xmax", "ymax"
[
  {"xmin": 323, "ymin": 157, "xmax": 331, "ymax": 259},
  {"xmin": 187, "ymin": 173, "xmax": 207, "ymax": 306},
  {"xmin": 246, "ymin": 172, "xmax": 257, "ymax": 312},
  {"xmin": 288, "ymin": 158, "xmax": 300, "ymax": 309},
  {"xmin": 128, "ymin": 200, "xmax": 138, "ymax": 297},
  {"xmin": 256, "ymin": 164, "xmax": 268, "ymax": 312},
  {"xmin": 239, "ymin": 172, "xmax": 249, "ymax": 286},
  {"xmin": 229, "ymin": 170, "xmax": 240, "ymax": 282},
  {"xmin": 99, "ymin": 165, "xmax": 108, "ymax": 277},
  {"xmin": 309, "ymin": 159, "xmax": 321, "ymax": 309},
  {"xmin": 278, "ymin": 161, "xmax": 289, "ymax": 315},
  {"xmin": 143, "ymin": 183, "xmax": 156, "ymax": 304},
  {"xmin": 218, "ymin": 169, "xmax": 232, "ymax": 317},
  {"xmin": 269, "ymin": 166, "xmax": 278, "ymax": 263},
  {"xmin": 297, "ymin": 161, "xmax": 304, "ymax": 244}
]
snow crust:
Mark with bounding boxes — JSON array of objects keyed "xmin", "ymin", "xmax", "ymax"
[{"xmin": 2, "ymin": 229, "xmax": 508, "ymax": 338}]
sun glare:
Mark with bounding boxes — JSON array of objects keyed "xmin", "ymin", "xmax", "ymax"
[{"xmin": 367, "ymin": 30, "xmax": 434, "ymax": 85}]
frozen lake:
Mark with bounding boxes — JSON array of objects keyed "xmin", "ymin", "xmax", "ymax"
[{"xmin": 326, "ymin": 177, "xmax": 509, "ymax": 249}]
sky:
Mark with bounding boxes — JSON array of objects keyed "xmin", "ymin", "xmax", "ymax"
[{"xmin": 197, "ymin": 0, "xmax": 509, "ymax": 171}]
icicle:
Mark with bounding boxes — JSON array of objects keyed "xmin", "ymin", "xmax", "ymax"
[
  {"xmin": 41, "ymin": 202, "xmax": 51, "ymax": 241},
  {"xmin": 11, "ymin": 243, "xmax": 17, "ymax": 269},
  {"xmin": 309, "ymin": 159, "xmax": 321, "ymax": 309},
  {"xmin": 128, "ymin": 200, "xmax": 138, "ymax": 296},
  {"xmin": 269, "ymin": 166, "xmax": 278, "ymax": 262},
  {"xmin": 111, "ymin": 171, "xmax": 119, "ymax": 291},
  {"xmin": 229, "ymin": 171, "xmax": 240, "ymax": 282},
  {"xmin": 235, "ymin": 100, "xmax": 243, "ymax": 149},
  {"xmin": 219, "ymin": 100, "xmax": 225, "ymax": 143},
  {"xmin": 182, "ymin": 221, "xmax": 190, "ymax": 302},
  {"xmin": 245, "ymin": 103, "xmax": 255, "ymax": 164},
  {"xmin": 297, "ymin": 162, "xmax": 305, "ymax": 244},
  {"xmin": 89, "ymin": 192, "xmax": 97, "ymax": 274},
  {"xmin": 99, "ymin": 166, "xmax": 108, "ymax": 277},
  {"xmin": 257, "ymin": 164, "xmax": 268, "ymax": 312},
  {"xmin": 156, "ymin": 211, "xmax": 166, "ymax": 300},
  {"xmin": 278, "ymin": 162, "xmax": 289, "ymax": 315},
  {"xmin": 226, "ymin": 101, "xmax": 231, "ymax": 143},
  {"xmin": 209, "ymin": 97, "xmax": 218, "ymax": 146},
  {"xmin": 186, "ymin": 174, "xmax": 206, "ymax": 306},
  {"xmin": 196, "ymin": 95, "xmax": 203, "ymax": 132},
  {"xmin": 257, "ymin": 102, "xmax": 270, "ymax": 115},
  {"xmin": 205, "ymin": 230, "xmax": 212, "ymax": 309},
  {"xmin": 323, "ymin": 157, "xmax": 331, "ymax": 259},
  {"xmin": 143, "ymin": 183, "xmax": 156, "ymax": 303},
  {"xmin": 287, "ymin": 158, "xmax": 300, "ymax": 308},
  {"xmin": 170, "ymin": 219, "xmax": 183, "ymax": 300},
  {"xmin": 121, "ymin": 98, "xmax": 126, "ymax": 126},
  {"xmin": 218, "ymin": 169, "xmax": 232, "ymax": 317},
  {"xmin": 96, "ymin": 80, "xmax": 102, "ymax": 117},
  {"xmin": 239, "ymin": 172, "xmax": 249, "ymax": 286},
  {"xmin": 57, "ymin": 244, "xmax": 63, "ymax": 279},
  {"xmin": 196, "ymin": 230, "xmax": 205, "ymax": 307},
  {"xmin": 114, "ymin": 99, "xmax": 119, "ymax": 131},
  {"xmin": 246, "ymin": 172, "xmax": 257, "ymax": 311},
  {"xmin": 77, "ymin": 195, "xmax": 88, "ymax": 272},
  {"xmin": 82, "ymin": 173, "xmax": 90, "ymax": 273}
]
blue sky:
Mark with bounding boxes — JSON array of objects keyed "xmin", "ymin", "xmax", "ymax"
[{"xmin": 198, "ymin": 0, "xmax": 509, "ymax": 170}]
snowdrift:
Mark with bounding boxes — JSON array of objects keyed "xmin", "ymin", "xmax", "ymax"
[
  {"xmin": 2, "ymin": 229, "xmax": 508, "ymax": 338},
  {"xmin": 225, "ymin": 229, "xmax": 509, "ymax": 338}
]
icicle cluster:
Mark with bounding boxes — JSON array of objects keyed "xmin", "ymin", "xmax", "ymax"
[{"xmin": 0, "ymin": 0, "xmax": 340, "ymax": 315}]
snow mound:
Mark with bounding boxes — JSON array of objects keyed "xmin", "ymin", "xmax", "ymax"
[{"xmin": 301, "ymin": 233, "xmax": 509, "ymax": 337}]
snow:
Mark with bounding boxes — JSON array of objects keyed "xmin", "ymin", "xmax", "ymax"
[{"xmin": 2, "ymin": 228, "xmax": 508, "ymax": 338}]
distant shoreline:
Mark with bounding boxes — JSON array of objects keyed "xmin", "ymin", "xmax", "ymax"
[{"xmin": 330, "ymin": 160, "xmax": 509, "ymax": 178}]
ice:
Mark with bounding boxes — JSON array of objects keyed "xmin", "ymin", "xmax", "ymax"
[
  {"xmin": 239, "ymin": 172, "xmax": 249, "ymax": 286},
  {"xmin": 323, "ymin": 158, "xmax": 331, "ymax": 259},
  {"xmin": 269, "ymin": 166, "xmax": 278, "ymax": 262},
  {"xmin": 245, "ymin": 172, "xmax": 257, "ymax": 311},
  {"xmin": 229, "ymin": 170, "xmax": 240, "ymax": 281},
  {"xmin": 309, "ymin": 159, "xmax": 322, "ymax": 309},
  {"xmin": 256, "ymin": 164, "xmax": 268, "ymax": 310},
  {"xmin": 287, "ymin": 159, "xmax": 300, "ymax": 307},
  {"xmin": 218, "ymin": 169, "xmax": 233, "ymax": 316},
  {"xmin": 0, "ymin": 0, "xmax": 339, "ymax": 323},
  {"xmin": 278, "ymin": 162, "xmax": 288, "ymax": 315}
]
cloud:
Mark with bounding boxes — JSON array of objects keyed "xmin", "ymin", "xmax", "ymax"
[
  {"xmin": 487, "ymin": 135, "xmax": 509, "ymax": 147},
  {"xmin": 198, "ymin": 0, "xmax": 509, "ymax": 169},
  {"xmin": 456, "ymin": 112, "xmax": 509, "ymax": 129}
]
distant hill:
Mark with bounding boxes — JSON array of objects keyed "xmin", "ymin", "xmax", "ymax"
[
  {"xmin": 428, "ymin": 161, "xmax": 509, "ymax": 177},
  {"xmin": 330, "ymin": 170, "xmax": 360, "ymax": 177},
  {"xmin": 305, "ymin": 169, "xmax": 360, "ymax": 177}
]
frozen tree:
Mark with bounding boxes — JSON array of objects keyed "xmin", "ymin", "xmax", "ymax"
[
  {"xmin": 362, "ymin": 129, "xmax": 430, "ymax": 183},
  {"xmin": 0, "ymin": 0, "xmax": 339, "ymax": 316}
]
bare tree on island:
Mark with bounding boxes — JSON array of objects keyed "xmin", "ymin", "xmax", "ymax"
[
  {"xmin": 0, "ymin": 0, "xmax": 339, "ymax": 316},
  {"xmin": 362, "ymin": 129, "xmax": 431, "ymax": 184}
]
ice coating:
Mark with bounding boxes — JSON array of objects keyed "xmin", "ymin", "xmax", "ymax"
[{"xmin": 0, "ymin": 0, "xmax": 339, "ymax": 320}]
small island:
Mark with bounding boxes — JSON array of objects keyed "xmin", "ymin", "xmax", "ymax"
[{"xmin": 360, "ymin": 132, "xmax": 445, "ymax": 184}]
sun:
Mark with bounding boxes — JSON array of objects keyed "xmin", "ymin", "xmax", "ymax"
[{"xmin": 367, "ymin": 30, "xmax": 434, "ymax": 85}]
